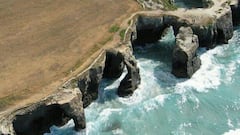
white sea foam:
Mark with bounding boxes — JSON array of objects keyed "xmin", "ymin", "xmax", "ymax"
[
  {"xmin": 175, "ymin": 47, "xmax": 223, "ymax": 93},
  {"xmin": 223, "ymin": 129, "xmax": 240, "ymax": 135},
  {"xmin": 143, "ymin": 94, "xmax": 167, "ymax": 112},
  {"xmin": 228, "ymin": 119, "xmax": 234, "ymax": 128},
  {"xmin": 226, "ymin": 62, "xmax": 237, "ymax": 83}
]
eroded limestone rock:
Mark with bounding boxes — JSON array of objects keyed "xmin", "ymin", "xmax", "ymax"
[
  {"xmin": 172, "ymin": 27, "xmax": 201, "ymax": 78},
  {"xmin": 231, "ymin": 0, "xmax": 240, "ymax": 26},
  {"xmin": 0, "ymin": 88, "xmax": 85, "ymax": 135},
  {"xmin": 103, "ymin": 49, "xmax": 125, "ymax": 79},
  {"xmin": 216, "ymin": 6, "xmax": 233, "ymax": 43},
  {"xmin": 78, "ymin": 54, "xmax": 105, "ymax": 108},
  {"xmin": 118, "ymin": 45, "xmax": 141, "ymax": 97}
]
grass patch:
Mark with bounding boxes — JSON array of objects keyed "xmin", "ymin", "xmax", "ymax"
[
  {"xmin": 119, "ymin": 29, "xmax": 126, "ymax": 41},
  {"xmin": 109, "ymin": 24, "xmax": 120, "ymax": 33},
  {"xmin": 161, "ymin": 0, "xmax": 177, "ymax": 10}
]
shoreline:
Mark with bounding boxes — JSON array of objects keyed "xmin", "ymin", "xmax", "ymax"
[{"xmin": 1, "ymin": 0, "xmax": 240, "ymax": 134}]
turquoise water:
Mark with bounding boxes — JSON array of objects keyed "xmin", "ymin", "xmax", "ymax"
[{"xmin": 45, "ymin": 27, "xmax": 240, "ymax": 135}]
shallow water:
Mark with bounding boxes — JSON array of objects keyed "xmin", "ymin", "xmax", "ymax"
[{"xmin": 45, "ymin": 27, "xmax": 240, "ymax": 135}]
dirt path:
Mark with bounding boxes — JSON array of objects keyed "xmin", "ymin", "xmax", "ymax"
[{"xmin": 0, "ymin": 0, "xmax": 140, "ymax": 111}]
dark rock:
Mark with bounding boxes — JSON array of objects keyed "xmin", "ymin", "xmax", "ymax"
[
  {"xmin": 134, "ymin": 15, "xmax": 165, "ymax": 45},
  {"xmin": 118, "ymin": 50, "xmax": 140, "ymax": 97},
  {"xmin": 78, "ymin": 66, "xmax": 104, "ymax": 108},
  {"xmin": 103, "ymin": 49, "xmax": 125, "ymax": 79},
  {"xmin": 0, "ymin": 88, "xmax": 85, "ymax": 135},
  {"xmin": 231, "ymin": 2, "xmax": 240, "ymax": 26},
  {"xmin": 202, "ymin": 0, "xmax": 214, "ymax": 8},
  {"xmin": 77, "ymin": 53, "xmax": 105, "ymax": 108},
  {"xmin": 216, "ymin": 7, "xmax": 233, "ymax": 44},
  {"xmin": 133, "ymin": 15, "xmax": 189, "ymax": 46},
  {"xmin": 191, "ymin": 24, "xmax": 217, "ymax": 48},
  {"xmin": 172, "ymin": 27, "xmax": 201, "ymax": 78},
  {"xmin": 163, "ymin": 15, "xmax": 189, "ymax": 34}
]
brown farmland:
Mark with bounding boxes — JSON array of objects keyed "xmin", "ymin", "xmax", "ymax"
[{"xmin": 0, "ymin": 0, "xmax": 139, "ymax": 111}]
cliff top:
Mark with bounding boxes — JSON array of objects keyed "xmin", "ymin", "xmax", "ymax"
[{"xmin": 0, "ymin": 0, "xmax": 140, "ymax": 113}]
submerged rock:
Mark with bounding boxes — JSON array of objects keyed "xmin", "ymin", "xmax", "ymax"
[
  {"xmin": 0, "ymin": 88, "xmax": 85, "ymax": 135},
  {"xmin": 172, "ymin": 27, "xmax": 201, "ymax": 78}
]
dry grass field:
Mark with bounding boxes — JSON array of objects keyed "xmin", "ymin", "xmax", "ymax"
[{"xmin": 0, "ymin": 0, "xmax": 139, "ymax": 111}]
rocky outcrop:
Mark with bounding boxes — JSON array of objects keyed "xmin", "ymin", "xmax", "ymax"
[
  {"xmin": 0, "ymin": 88, "xmax": 85, "ymax": 135},
  {"xmin": 103, "ymin": 49, "xmax": 125, "ymax": 79},
  {"xmin": 231, "ymin": 1, "xmax": 240, "ymax": 26},
  {"xmin": 172, "ymin": 27, "xmax": 201, "ymax": 78},
  {"xmin": 117, "ymin": 45, "xmax": 141, "ymax": 97},
  {"xmin": 191, "ymin": 24, "xmax": 217, "ymax": 48},
  {"xmin": 202, "ymin": 0, "xmax": 214, "ymax": 8},
  {"xmin": 133, "ymin": 15, "xmax": 216, "ymax": 48},
  {"xmin": 216, "ymin": 6, "xmax": 234, "ymax": 43},
  {"xmin": 132, "ymin": 15, "xmax": 189, "ymax": 46},
  {"xmin": 77, "ymin": 53, "xmax": 105, "ymax": 108},
  {"xmin": 137, "ymin": 0, "xmax": 175, "ymax": 10},
  {"xmin": 134, "ymin": 16, "xmax": 165, "ymax": 45}
]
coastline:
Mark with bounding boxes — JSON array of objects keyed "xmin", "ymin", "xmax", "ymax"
[{"xmin": 1, "ymin": 0, "xmax": 240, "ymax": 134}]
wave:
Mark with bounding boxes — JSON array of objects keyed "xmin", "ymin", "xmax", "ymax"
[{"xmin": 223, "ymin": 129, "xmax": 240, "ymax": 135}]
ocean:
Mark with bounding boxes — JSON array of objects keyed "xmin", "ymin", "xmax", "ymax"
[{"xmin": 45, "ymin": 26, "xmax": 240, "ymax": 135}]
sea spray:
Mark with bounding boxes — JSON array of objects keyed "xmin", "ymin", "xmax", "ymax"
[{"xmin": 46, "ymin": 27, "xmax": 240, "ymax": 135}]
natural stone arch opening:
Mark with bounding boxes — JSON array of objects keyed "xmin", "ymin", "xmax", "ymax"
[
  {"xmin": 12, "ymin": 104, "xmax": 71, "ymax": 135},
  {"xmin": 131, "ymin": 15, "xmax": 201, "ymax": 78}
]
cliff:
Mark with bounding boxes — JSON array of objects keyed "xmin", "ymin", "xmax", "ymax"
[
  {"xmin": 1, "ymin": 0, "xmax": 239, "ymax": 134},
  {"xmin": 0, "ymin": 88, "xmax": 85, "ymax": 135}
]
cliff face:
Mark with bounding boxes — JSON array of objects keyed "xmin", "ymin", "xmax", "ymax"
[
  {"xmin": 216, "ymin": 6, "xmax": 234, "ymax": 44},
  {"xmin": 0, "ymin": 88, "xmax": 85, "ymax": 135},
  {"xmin": 172, "ymin": 27, "xmax": 201, "ymax": 78},
  {"xmin": 1, "ymin": 0, "xmax": 238, "ymax": 134},
  {"xmin": 231, "ymin": 1, "xmax": 240, "ymax": 26},
  {"xmin": 117, "ymin": 45, "xmax": 141, "ymax": 97},
  {"xmin": 103, "ymin": 49, "xmax": 125, "ymax": 79},
  {"xmin": 0, "ymin": 43, "xmax": 141, "ymax": 134},
  {"xmin": 77, "ymin": 53, "xmax": 105, "ymax": 108}
]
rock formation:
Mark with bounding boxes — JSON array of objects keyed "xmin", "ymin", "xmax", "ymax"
[
  {"xmin": 0, "ymin": 0, "xmax": 237, "ymax": 134},
  {"xmin": 118, "ymin": 45, "xmax": 141, "ymax": 97},
  {"xmin": 134, "ymin": 15, "xmax": 165, "ymax": 45},
  {"xmin": 191, "ymin": 24, "xmax": 217, "ymax": 48},
  {"xmin": 231, "ymin": 0, "xmax": 240, "ymax": 26},
  {"xmin": 215, "ymin": 5, "xmax": 234, "ymax": 44},
  {"xmin": 172, "ymin": 27, "xmax": 201, "ymax": 78},
  {"xmin": 0, "ymin": 88, "xmax": 85, "ymax": 135},
  {"xmin": 77, "ymin": 53, "xmax": 105, "ymax": 108},
  {"xmin": 103, "ymin": 49, "xmax": 125, "ymax": 79}
]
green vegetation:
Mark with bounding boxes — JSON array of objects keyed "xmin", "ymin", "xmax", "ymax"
[
  {"xmin": 109, "ymin": 24, "xmax": 120, "ymax": 33},
  {"xmin": 161, "ymin": 0, "xmax": 177, "ymax": 10},
  {"xmin": 119, "ymin": 29, "xmax": 126, "ymax": 41}
]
